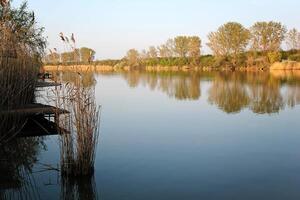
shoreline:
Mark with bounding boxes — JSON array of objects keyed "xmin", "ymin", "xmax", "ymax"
[{"xmin": 43, "ymin": 64, "xmax": 268, "ymax": 73}]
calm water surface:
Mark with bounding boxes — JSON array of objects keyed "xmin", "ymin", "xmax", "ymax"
[{"xmin": 2, "ymin": 71, "xmax": 300, "ymax": 200}]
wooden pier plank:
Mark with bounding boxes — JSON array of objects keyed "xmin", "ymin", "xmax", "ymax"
[{"xmin": 0, "ymin": 103, "xmax": 69, "ymax": 116}]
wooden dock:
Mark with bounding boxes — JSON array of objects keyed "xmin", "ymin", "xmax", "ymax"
[
  {"xmin": 0, "ymin": 103, "xmax": 69, "ymax": 116},
  {"xmin": 0, "ymin": 77, "xmax": 68, "ymax": 138},
  {"xmin": 18, "ymin": 114, "xmax": 69, "ymax": 137}
]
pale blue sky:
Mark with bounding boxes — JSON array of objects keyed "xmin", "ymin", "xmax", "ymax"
[{"xmin": 12, "ymin": 0, "xmax": 300, "ymax": 59}]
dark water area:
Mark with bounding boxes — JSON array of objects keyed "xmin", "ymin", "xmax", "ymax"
[{"xmin": 1, "ymin": 71, "xmax": 300, "ymax": 200}]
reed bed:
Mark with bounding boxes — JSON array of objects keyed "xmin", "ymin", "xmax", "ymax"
[
  {"xmin": 51, "ymin": 33, "xmax": 101, "ymax": 177},
  {"xmin": 53, "ymin": 74, "xmax": 100, "ymax": 177},
  {"xmin": 0, "ymin": 2, "xmax": 45, "ymax": 143}
]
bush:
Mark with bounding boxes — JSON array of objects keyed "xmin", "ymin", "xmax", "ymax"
[
  {"xmin": 200, "ymin": 55, "xmax": 215, "ymax": 67},
  {"xmin": 267, "ymin": 52, "xmax": 282, "ymax": 64},
  {"xmin": 288, "ymin": 54, "xmax": 300, "ymax": 62}
]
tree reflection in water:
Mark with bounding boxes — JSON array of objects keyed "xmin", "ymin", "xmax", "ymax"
[{"xmin": 117, "ymin": 70, "xmax": 300, "ymax": 114}]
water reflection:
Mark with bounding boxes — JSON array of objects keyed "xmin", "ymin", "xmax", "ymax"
[
  {"xmin": 60, "ymin": 176, "xmax": 98, "ymax": 200},
  {"xmin": 109, "ymin": 70, "xmax": 300, "ymax": 114},
  {"xmin": 51, "ymin": 70, "xmax": 300, "ymax": 114},
  {"xmin": 122, "ymin": 72, "xmax": 202, "ymax": 100},
  {"xmin": 0, "ymin": 137, "xmax": 44, "ymax": 200},
  {"xmin": 51, "ymin": 71, "xmax": 97, "ymax": 88},
  {"xmin": 0, "ymin": 136, "xmax": 99, "ymax": 200}
]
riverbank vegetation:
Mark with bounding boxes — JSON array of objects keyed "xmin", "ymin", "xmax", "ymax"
[
  {"xmin": 44, "ymin": 21, "xmax": 300, "ymax": 70},
  {"xmin": 0, "ymin": 1, "xmax": 46, "ymax": 143},
  {"xmin": 51, "ymin": 34, "xmax": 101, "ymax": 177}
]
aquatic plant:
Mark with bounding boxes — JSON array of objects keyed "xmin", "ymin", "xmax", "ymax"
[{"xmin": 52, "ymin": 34, "xmax": 101, "ymax": 177}]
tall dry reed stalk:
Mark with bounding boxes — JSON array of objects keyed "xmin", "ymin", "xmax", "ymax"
[
  {"xmin": 0, "ymin": 2, "xmax": 45, "ymax": 144},
  {"xmin": 52, "ymin": 33, "xmax": 100, "ymax": 177},
  {"xmin": 54, "ymin": 74, "xmax": 100, "ymax": 177}
]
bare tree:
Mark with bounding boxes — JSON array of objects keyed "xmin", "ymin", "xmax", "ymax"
[
  {"xmin": 286, "ymin": 28, "xmax": 300, "ymax": 50},
  {"xmin": 250, "ymin": 21, "xmax": 286, "ymax": 52}
]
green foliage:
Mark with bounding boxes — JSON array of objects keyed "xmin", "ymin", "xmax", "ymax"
[
  {"xmin": 288, "ymin": 54, "xmax": 300, "ymax": 62},
  {"xmin": 207, "ymin": 22, "xmax": 250, "ymax": 65},
  {"xmin": 267, "ymin": 51, "xmax": 282, "ymax": 64},
  {"xmin": 199, "ymin": 55, "xmax": 215, "ymax": 67}
]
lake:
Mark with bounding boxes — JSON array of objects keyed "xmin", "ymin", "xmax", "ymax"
[{"xmin": 2, "ymin": 70, "xmax": 300, "ymax": 200}]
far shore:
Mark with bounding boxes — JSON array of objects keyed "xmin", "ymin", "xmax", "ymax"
[
  {"xmin": 43, "ymin": 61, "xmax": 300, "ymax": 73},
  {"xmin": 43, "ymin": 65, "xmax": 267, "ymax": 73}
]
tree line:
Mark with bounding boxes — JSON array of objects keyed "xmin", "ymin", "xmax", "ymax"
[
  {"xmin": 124, "ymin": 21, "xmax": 300, "ymax": 68},
  {"xmin": 44, "ymin": 47, "xmax": 96, "ymax": 64},
  {"xmin": 44, "ymin": 21, "xmax": 300, "ymax": 68}
]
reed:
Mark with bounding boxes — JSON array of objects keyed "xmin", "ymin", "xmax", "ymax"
[
  {"xmin": 0, "ymin": 1, "xmax": 45, "ymax": 143},
  {"xmin": 52, "ymin": 33, "xmax": 101, "ymax": 177}
]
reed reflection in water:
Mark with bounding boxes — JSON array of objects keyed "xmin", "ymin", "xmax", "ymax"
[{"xmin": 0, "ymin": 137, "xmax": 44, "ymax": 200}]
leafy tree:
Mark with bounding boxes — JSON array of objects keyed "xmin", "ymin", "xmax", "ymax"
[
  {"xmin": 250, "ymin": 21, "xmax": 286, "ymax": 52},
  {"xmin": 207, "ymin": 22, "xmax": 250, "ymax": 64},
  {"xmin": 80, "ymin": 47, "xmax": 95, "ymax": 63},
  {"xmin": 174, "ymin": 36, "xmax": 190, "ymax": 57},
  {"xmin": 267, "ymin": 51, "xmax": 282, "ymax": 64},
  {"xmin": 286, "ymin": 28, "xmax": 300, "ymax": 50},
  {"xmin": 188, "ymin": 36, "xmax": 201, "ymax": 65},
  {"xmin": 158, "ymin": 39, "xmax": 175, "ymax": 58},
  {"xmin": 126, "ymin": 49, "xmax": 140, "ymax": 66}
]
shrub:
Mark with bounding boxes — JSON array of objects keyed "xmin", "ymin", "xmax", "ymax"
[
  {"xmin": 288, "ymin": 54, "xmax": 300, "ymax": 62},
  {"xmin": 267, "ymin": 51, "xmax": 282, "ymax": 64}
]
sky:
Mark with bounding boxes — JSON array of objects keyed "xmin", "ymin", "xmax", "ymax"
[{"xmin": 12, "ymin": 0, "xmax": 300, "ymax": 59}]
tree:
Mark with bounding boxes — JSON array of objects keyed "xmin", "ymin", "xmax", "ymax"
[
  {"xmin": 147, "ymin": 46, "xmax": 158, "ymax": 58},
  {"xmin": 207, "ymin": 22, "xmax": 250, "ymax": 64},
  {"xmin": 126, "ymin": 49, "xmax": 140, "ymax": 66},
  {"xmin": 286, "ymin": 28, "xmax": 300, "ymax": 50},
  {"xmin": 46, "ymin": 52, "xmax": 60, "ymax": 63},
  {"xmin": 250, "ymin": 21, "xmax": 286, "ymax": 52},
  {"xmin": 188, "ymin": 36, "xmax": 201, "ymax": 65},
  {"xmin": 61, "ymin": 49, "xmax": 80, "ymax": 63},
  {"xmin": 140, "ymin": 49, "xmax": 148, "ymax": 59},
  {"xmin": 174, "ymin": 36, "xmax": 190, "ymax": 57},
  {"xmin": 158, "ymin": 39, "xmax": 175, "ymax": 58},
  {"xmin": 80, "ymin": 47, "xmax": 95, "ymax": 63},
  {"xmin": 61, "ymin": 52, "xmax": 73, "ymax": 63}
]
